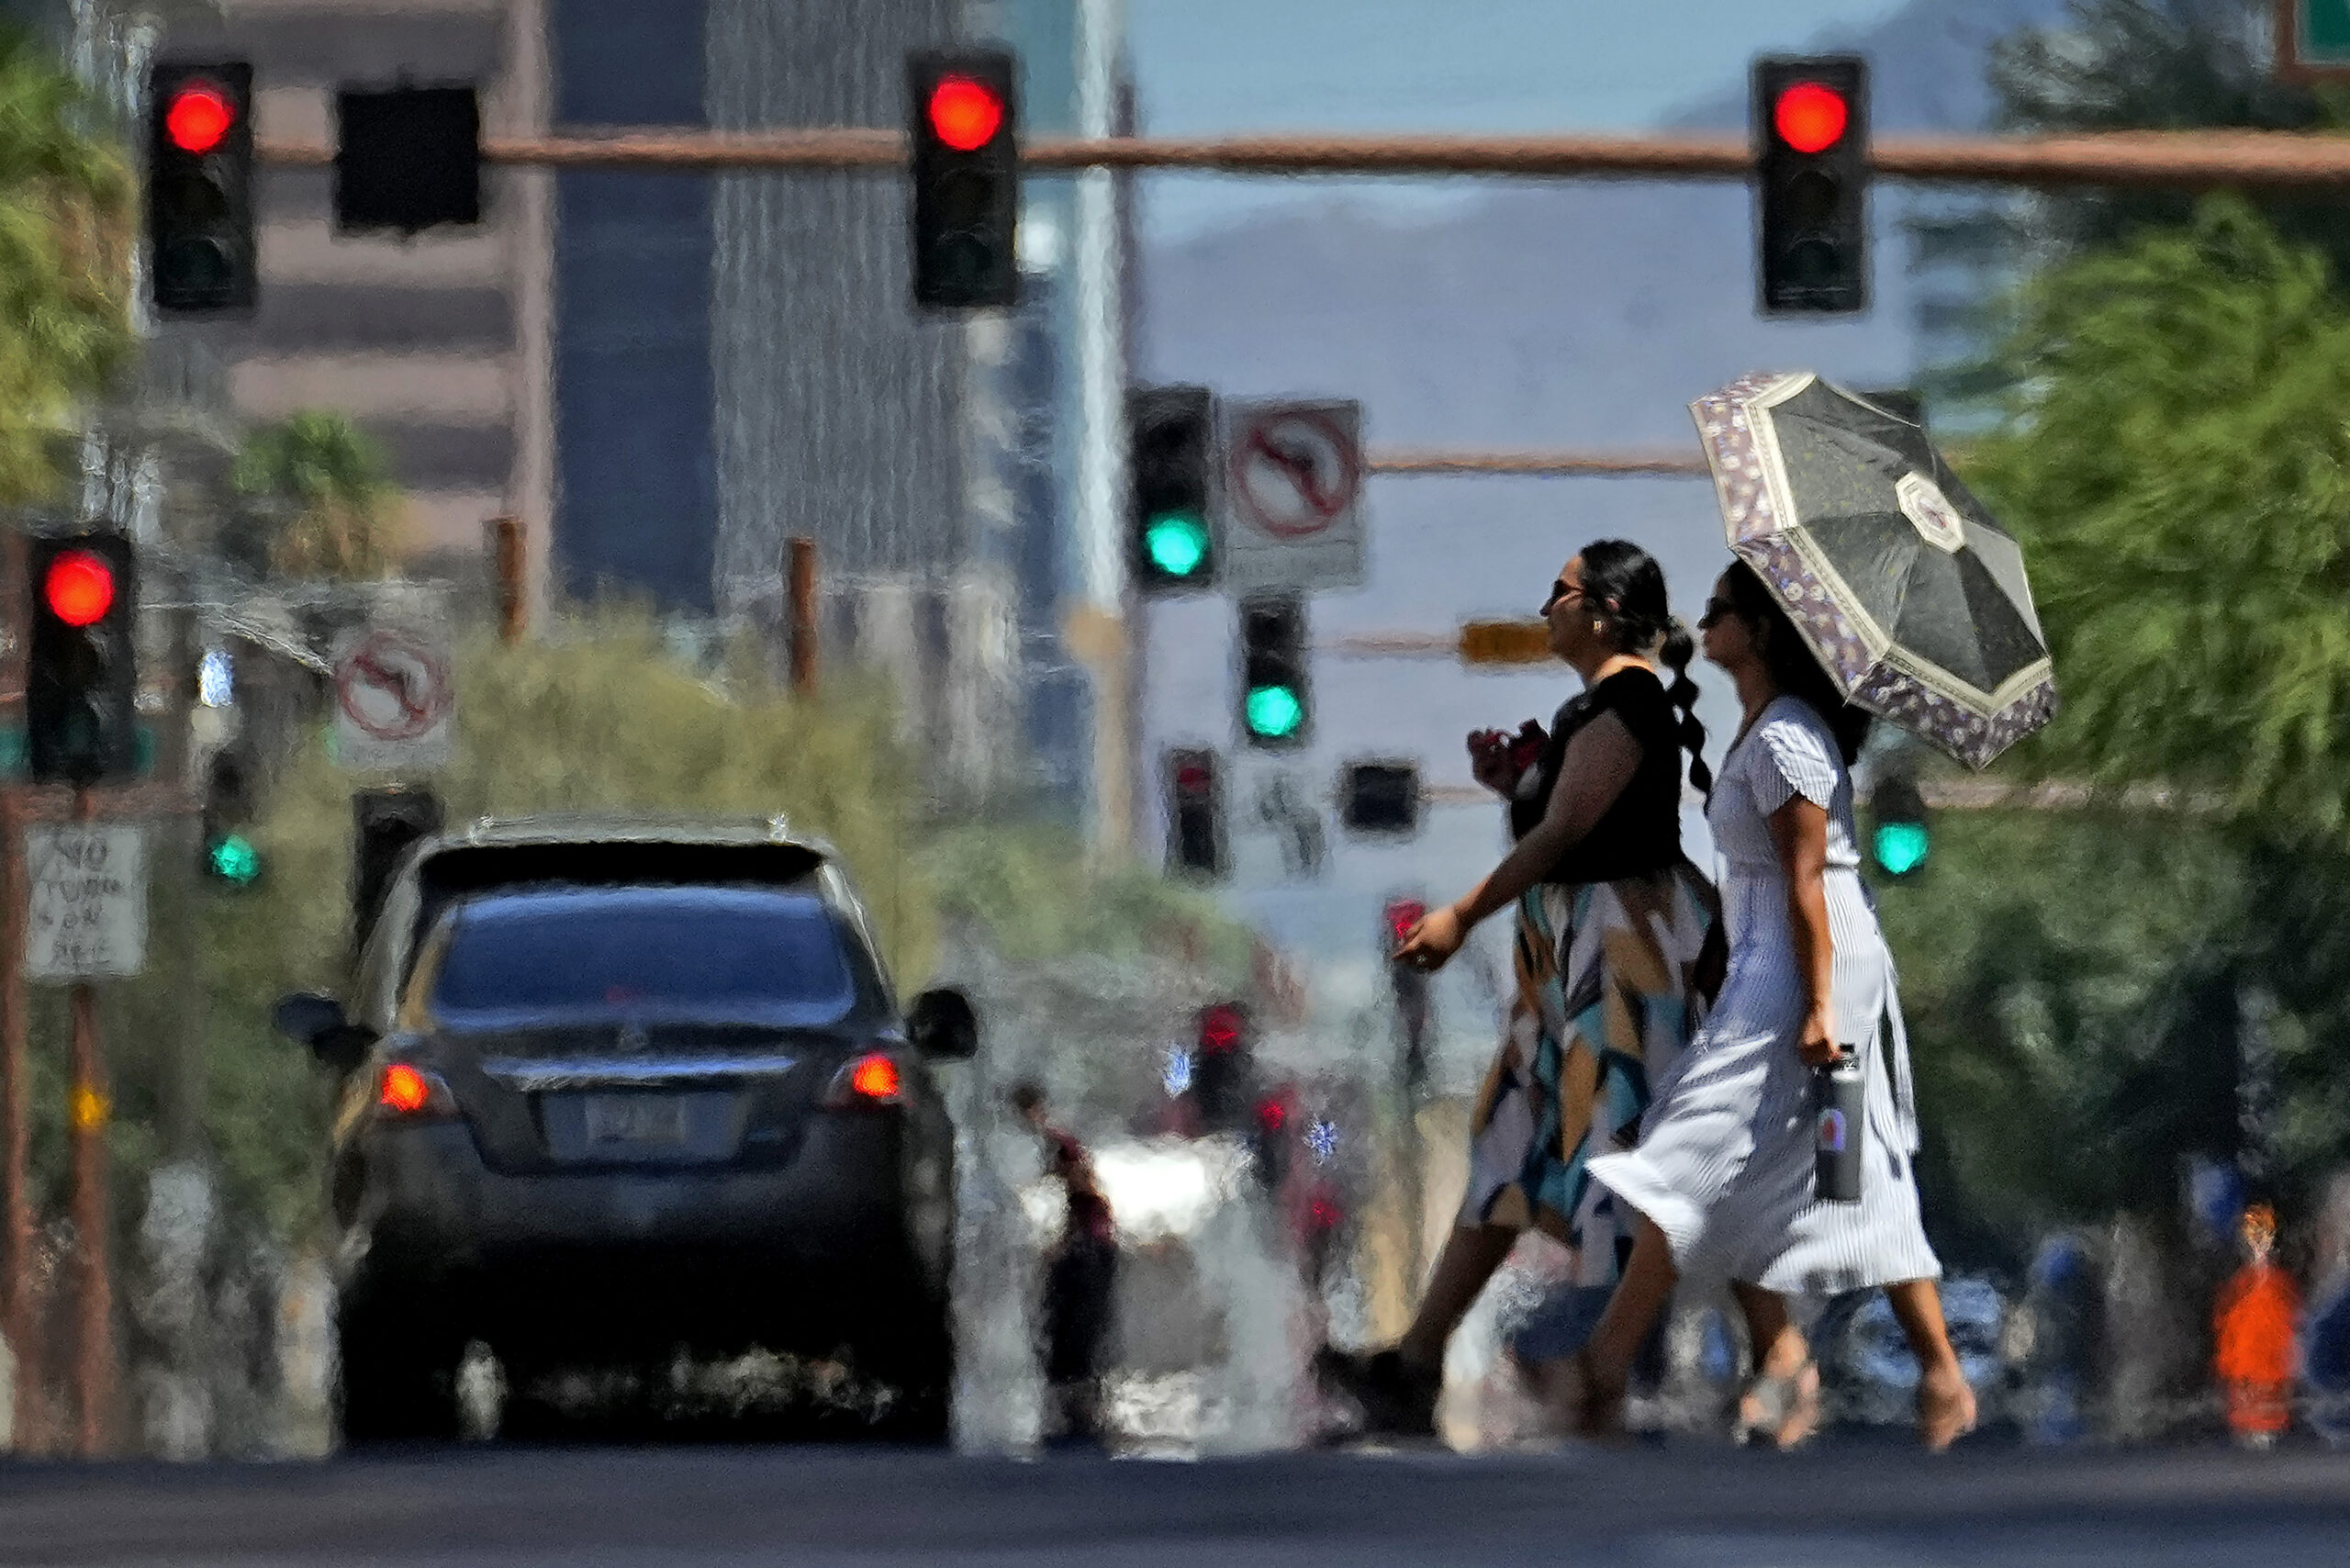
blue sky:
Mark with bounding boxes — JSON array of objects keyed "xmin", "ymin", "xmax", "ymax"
[{"xmin": 1127, "ymin": 0, "xmax": 1914, "ymax": 236}]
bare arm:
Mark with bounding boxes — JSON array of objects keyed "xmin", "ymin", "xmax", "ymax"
[
  {"xmin": 1765, "ymin": 794, "xmax": 1840, "ymax": 1068},
  {"xmin": 1395, "ymin": 711, "xmax": 1641, "ymax": 969}
]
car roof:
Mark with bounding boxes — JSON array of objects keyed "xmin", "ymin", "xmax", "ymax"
[{"xmin": 415, "ymin": 812, "xmax": 838, "ymax": 863}]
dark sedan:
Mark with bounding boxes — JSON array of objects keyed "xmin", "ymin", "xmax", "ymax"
[{"xmin": 274, "ymin": 816, "xmax": 974, "ymax": 1442}]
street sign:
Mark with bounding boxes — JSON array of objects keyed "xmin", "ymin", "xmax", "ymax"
[
  {"xmin": 1218, "ymin": 398, "xmax": 1365, "ymax": 591},
  {"xmin": 1458, "ymin": 620, "xmax": 1552, "ymax": 665},
  {"xmin": 25, "ymin": 824, "xmax": 146, "ymax": 980},
  {"xmin": 2283, "ymin": 0, "xmax": 2350, "ymax": 78},
  {"xmin": 332, "ymin": 622, "xmax": 453, "ymax": 772}
]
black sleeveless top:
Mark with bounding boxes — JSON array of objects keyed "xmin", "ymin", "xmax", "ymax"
[{"xmin": 1509, "ymin": 666, "xmax": 1684, "ymax": 884}]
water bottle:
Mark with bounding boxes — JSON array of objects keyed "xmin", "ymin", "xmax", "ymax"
[{"xmin": 1813, "ymin": 1048, "xmax": 1865, "ymax": 1204}]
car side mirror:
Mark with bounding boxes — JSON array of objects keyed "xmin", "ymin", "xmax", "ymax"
[
  {"xmin": 905, "ymin": 987, "xmax": 978, "ymax": 1061},
  {"xmin": 272, "ymin": 991, "xmax": 376, "ymax": 1075}
]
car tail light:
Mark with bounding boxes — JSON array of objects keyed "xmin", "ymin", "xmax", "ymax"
[
  {"xmin": 825, "ymin": 1051, "xmax": 904, "ymax": 1107},
  {"xmin": 375, "ymin": 1062, "xmax": 455, "ymax": 1120}
]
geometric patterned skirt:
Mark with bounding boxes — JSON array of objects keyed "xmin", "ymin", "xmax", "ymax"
[{"xmin": 1457, "ymin": 861, "xmax": 1721, "ymax": 1287}]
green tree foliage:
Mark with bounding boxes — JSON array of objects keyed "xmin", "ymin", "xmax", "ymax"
[
  {"xmin": 1903, "ymin": 200, "xmax": 2350, "ymax": 1252},
  {"xmin": 1986, "ymin": 0, "xmax": 2350, "ymax": 267},
  {"xmin": 231, "ymin": 413, "xmax": 401, "ymax": 579},
  {"xmin": 1966, "ymin": 198, "xmax": 2350, "ymax": 840},
  {"xmin": 0, "ymin": 25, "xmax": 132, "ymax": 501}
]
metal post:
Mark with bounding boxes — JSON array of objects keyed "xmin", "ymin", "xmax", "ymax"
[
  {"xmin": 489, "ymin": 516, "xmax": 526, "ymax": 644},
  {"xmin": 1071, "ymin": 0, "xmax": 1132, "ymax": 862},
  {"xmin": 0, "ymin": 785, "xmax": 36, "ymax": 1451},
  {"xmin": 786, "ymin": 536, "xmax": 818, "ymax": 698},
  {"xmin": 66, "ymin": 786, "xmax": 113, "ymax": 1457}
]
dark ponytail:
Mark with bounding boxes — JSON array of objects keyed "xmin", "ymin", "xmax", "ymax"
[
  {"xmin": 1578, "ymin": 539, "xmax": 1712, "ymax": 800},
  {"xmin": 1720, "ymin": 559, "xmax": 1873, "ymax": 764}
]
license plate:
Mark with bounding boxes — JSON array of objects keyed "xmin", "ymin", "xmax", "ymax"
[{"xmin": 582, "ymin": 1094, "xmax": 688, "ymax": 1147}]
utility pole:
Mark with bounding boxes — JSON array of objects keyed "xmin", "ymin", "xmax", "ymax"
[
  {"xmin": 488, "ymin": 516, "xmax": 526, "ymax": 644},
  {"xmin": 786, "ymin": 536, "xmax": 818, "ymax": 698},
  {"xmin": 66, "ymin": 784, "xmax": 113, "ymax": 1457},
  {"xmin": 0, "ymin": 783, "xmax": 33, "ymax": 1452},
  {"xmin": 1069, "ymin": 0, "xmax": 1133, "ymax": 861}
]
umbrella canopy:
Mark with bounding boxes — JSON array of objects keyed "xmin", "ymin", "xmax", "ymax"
[{"xmin": 1690, "ymin": 370, "xmax": 2057, "ymax": 770}]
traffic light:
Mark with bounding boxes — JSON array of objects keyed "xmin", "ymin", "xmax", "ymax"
[
  {"xmin": 1341, "ymin": 761, "xmax": 1420, "ymax": 834},
  {"xmin": 201, "ymin": 751, "xmax": 262, "ymax": 889},
  {"xmin": 149, "ymin": 62, "xmax": 255, "ymax": 314},
  {"xmin": 1129, "ymin": 386, "xmax": 1217, "ymax": 592},
  {"xmin": 336, "ymin": 84, "xmax": 481, "ymax": 234},
  {"xmin": 907, "ymin": 49, "xmax": 1018, "ymax": 309},
  {"xmin": 26, "ymin": 532, "xmax": 138, "ymax": 785},
  {"xmin": 1164, "ymin": 748, "xmax": 1226, "ymax": 879},
  {"xmin": 1192, "ymin": 1001, "xmax": 1253, "ymax": 1132},
  {"xmin": 1868, "ymin": 769, "xmax": 1930, "ymax": 878},
  {"xmin": 1753, "ymin": 55, "xmax": 1868, "ymax": 315},
  {"xmin": 352, "ymin": 788, "xmax": 443, "ymax": 953},
  {"xmin": 1238, "ymin": 593, "xmax": 1310, "ymax": 749}
]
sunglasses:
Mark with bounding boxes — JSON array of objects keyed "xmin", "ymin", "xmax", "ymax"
[{"xmin": 1541, "ymin": 578, "xmax": 1588, "ymax": 615}]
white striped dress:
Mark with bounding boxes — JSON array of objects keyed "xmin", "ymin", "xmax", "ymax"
[{"xmin": 1587, "ymin": 696, "xmax": 1942, "ymax": 1296}]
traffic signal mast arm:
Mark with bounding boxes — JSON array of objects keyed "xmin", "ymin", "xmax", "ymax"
[{"xmin": 256, "ymin": 126, "xmax": 2350, "ymax": 190}]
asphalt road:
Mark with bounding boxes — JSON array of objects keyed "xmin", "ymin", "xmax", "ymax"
[{"xmin": 5, "ymin": 1441, "xmax": 2350, "ymax": 1566}]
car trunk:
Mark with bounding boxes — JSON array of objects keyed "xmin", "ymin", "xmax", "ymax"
[{"xmin": 429, "ymin": 1019, "xmax": 868, "ymax": 1174}]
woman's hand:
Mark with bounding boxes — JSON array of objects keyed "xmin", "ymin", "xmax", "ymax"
[
  {"xmin": 1394, "ymin": 904, "xmax": 1468, "ymax": 973},
  {"xmin": 1467, "ymin": 721, "xmax": 1545, "ymax": 797},
  {"xmin": 1796, "ymin": 1003, "xmax": 1841, "ymax": 1069}
]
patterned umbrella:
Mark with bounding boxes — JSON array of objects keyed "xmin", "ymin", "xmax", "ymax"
[{"xmin": 1689, "ymin": 370, "xmax": 2057, "ymax": 770}]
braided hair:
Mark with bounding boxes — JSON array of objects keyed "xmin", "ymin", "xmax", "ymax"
[
  {"xmin": 1578, "ymin": 539, "xmax": 1712, "ymax": 799},
  {"xmin": 1719, "ymin": 559, "xmax": 1873, "ymax": 764}
]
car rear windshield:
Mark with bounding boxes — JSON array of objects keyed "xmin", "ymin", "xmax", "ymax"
[{"xmin": 428, "ymin": 886, "xmax": 859, "ymax": 1027}]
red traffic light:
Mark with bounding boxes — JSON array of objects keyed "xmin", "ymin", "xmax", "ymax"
[
  {"xmin": 926, "ymin": 76, "xmax": 1004, "ymax": 151},
  {"xmin": 1773, "ymin": 82, "xmax": 1849, "ymax": 154},
  {"xmin": 1199, "ymin": 1003, "xmax": 1244, "ymax": 1055},
  {"xmin": 165, "ymin": 84, "xmax": 234, "ymax": 154},
  {"xmin": 1257, "ymin": 1097, "xmax": 1288, "ymax": 1133},
  {"xmin": 43, "ymin": 550, "xmax": 116, "ymax": 627}
]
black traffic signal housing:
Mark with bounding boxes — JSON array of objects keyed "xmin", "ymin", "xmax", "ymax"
[
  {"xmin": 336, "ymin": 84, "xmax": 482, "ymax": 234},
  {"xmin": 149, "ymin": 61, "xmax": 255, "ymax": 314},
  {"xmin": 1192, "ymin": 1001, "xmax": 1254, "ymax": 1133},
  {"xmin": 1867, "ymin": 768, "xmax": 1930, "ymax": 879},
  {"xmin": 1753, "ymin": 55, "xmax": 1868, "ymax": 315},
  {"xmin": 908, "ymin": 48, "xmax": 1018, "ymax": 309},
  {"xmin": 1130, "ymin": 386, "xmax": 1217, "ymax": 593},
  {"xmin": 201, "ymin": 750, "xmax": 263, "ymax": 889},
  {"xmin": 1341, "ymin": 761, "xmax": 1420, "ymax": 834},
  {"xmin": 1164, "ymin": 747, "xmax": 1226, "ymax": 879},
  {"xmin": 351, "ymin": 787, "xmax": 444, "ymax": 955},
  {"xmin": 1238, "ymin": 593, "xmax": 1310, "ymax": 750},
  {"xmin": 26, "ymin": 532, "xmax": 138, "ymax": 786}
]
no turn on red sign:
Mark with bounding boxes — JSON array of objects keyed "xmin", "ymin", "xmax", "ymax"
[{"xmin": 1217, "ymin": 398, "xmax": 1366, "ymax": 592}]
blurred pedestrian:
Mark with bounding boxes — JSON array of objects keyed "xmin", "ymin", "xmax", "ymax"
[
  {"xmin": 1011, "ymin": 1082, "xmax": 1118, "ymax": 1446},
  {"xmin": 1569, "ymin": 561, "xmax": 1976, "ymax": 1450},
  {"xmin": 2213, "ymin": 1202, "xmax": 2300, "ymax": 1448},
  {"xmin": 1319, "ymin": 540, "xmax": 1780, "ymax": 1437}
]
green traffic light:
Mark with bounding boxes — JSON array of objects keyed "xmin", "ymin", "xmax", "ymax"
[
  {"xmin": 207, "ymin": 834, "xmax": 260, "ymax": 887},
  {"xmin": 1873, "ymin": 821, "xmax": 1930, "ymax": 877},
  {"xmin": 1245, "ymin": 683, "xmax": 1304, "ymax": 740},
  {"xmin": 1145, "ymin": 512, "xmax": 1210, "ymax": 579}
]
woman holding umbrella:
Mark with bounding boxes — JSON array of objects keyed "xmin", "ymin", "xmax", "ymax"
[
  {"xmin": 1569, "ymin": 560, "xmax": 1975, "ymax": 1448},
  {"xmin": 1554, "ymin": 373, "xmax": 2056, "ymax": 1449}
]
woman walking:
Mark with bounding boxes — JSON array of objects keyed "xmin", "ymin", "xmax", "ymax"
[
  {"xmin": 1319, "ymin": 540, "xmax": 1742, "ymax": 1437},
  {"xmin": 1572, "ymin": 559, "xmax": 1976, "ymax": 1450}
]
